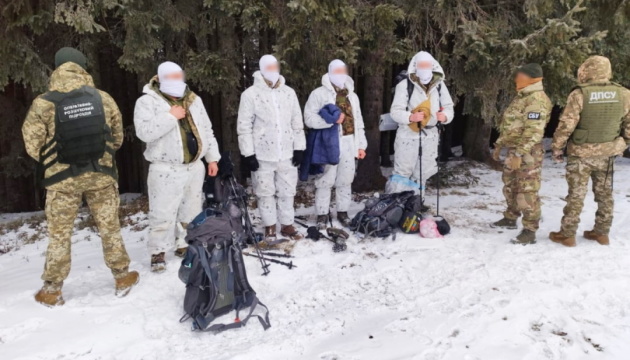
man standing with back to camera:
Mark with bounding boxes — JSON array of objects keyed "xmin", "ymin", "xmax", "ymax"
[
  {"xmin": 23, "ymin": 47, "xmax": 139, "ymax": 306},
  {"xmin": 549, "ymin": 55, "xmax": 630, "ymax": 247}
]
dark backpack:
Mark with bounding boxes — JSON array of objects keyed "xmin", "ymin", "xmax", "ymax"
[
  {"xmin": 178, "ymin": 208, "xmax": 270, "ymax": 332},
  {"xmin": 39, "ymin": 85, "xmax": 116, "ymax": 187},
  {"xmin": 350, "ymin": 191, "xmax": 415, "ymax": 238}
]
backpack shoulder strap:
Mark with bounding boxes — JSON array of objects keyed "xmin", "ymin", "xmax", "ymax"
[
  {"xmin": 437, "ymin": 83, "xmax": 442, "ymax": 108},
  {"xmin": 406, "ymin": 78, "xmax": 414, "ymax": 111}
]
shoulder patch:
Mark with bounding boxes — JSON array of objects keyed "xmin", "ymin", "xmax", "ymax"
[{"xmin": 527, "ymin": 112, "xmax": 541, "ymax": 120}]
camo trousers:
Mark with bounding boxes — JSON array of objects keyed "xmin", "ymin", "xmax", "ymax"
[
  {"xmin": 42, "ymin": 184, "xmax": 130, "ymax": 291},
  {"xmin": 502, "ymin": 145, "xmax": 544, "ymax": 231},
  {"xmin": 560, "ymin": 156, "xmax": 615, "ymax": 237}
]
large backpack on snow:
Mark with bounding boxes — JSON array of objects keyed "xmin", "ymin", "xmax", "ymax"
[
  {"xmin": 178, "ymin": 207, "xmax": 270, "ymax": 332},
  {"xmin": 349, "ymin": 191, "xmax": 415, "ymax": 238},
  {"xmin": 39, "ymin": 85, "xmax": 116, "ymax": 187}
]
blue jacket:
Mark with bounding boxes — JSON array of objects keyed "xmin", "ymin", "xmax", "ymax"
[{"xmin": 299, "ymin": 104, "xmax": 341, "ymax": 181}]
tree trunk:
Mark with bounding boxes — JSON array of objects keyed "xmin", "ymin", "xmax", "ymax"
[
  {"xmin": 353, "ymin": 70, "xmax": 387, "ymax": 192},
  {"xmin": 462, "ymin": 115, "xmax": 492, "ymax": 162},
  {"xmin": 217, "ymin": 18, "xmax": 242, "ymax": 180}
]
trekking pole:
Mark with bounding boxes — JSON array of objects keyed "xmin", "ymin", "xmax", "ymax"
[
  {"xmin": 228, "ymin": 175, "xmax": 270, "ymax": 275},
  {"xmin": 419, "ymin": 125, "xmax": 424, "ymax": 202},
  {"xmin": 436, "ymin": 122, "xmax": 444, "ymax": 216},
  {"xmin": 260, "ymin": 251, "xmax": 294, "ymax": 259},
  {"xmin": 243, "ymin": 252, "xmax": 297, "ymax": 269}
]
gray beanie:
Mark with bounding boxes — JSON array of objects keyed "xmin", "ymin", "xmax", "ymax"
[{"xmin": 55, "ymin": 47, "xmax": 87, "ymax": 69}]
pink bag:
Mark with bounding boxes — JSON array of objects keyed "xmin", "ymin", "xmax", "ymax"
[{"xmin": 419, "ymin": 217, "xmax": 443, "ymax": 238}]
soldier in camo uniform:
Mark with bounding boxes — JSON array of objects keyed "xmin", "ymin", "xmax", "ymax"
[
  {"xmin": 491, "ymin": 63, "xmax": 552, "ymax": 245},
  {"xmin": 22, "ymin": 48, "xmax": 139, "ymax": 306},
  {"xmin": 549, "ymin": 56, "xmax": 630, "ymax": 247}
]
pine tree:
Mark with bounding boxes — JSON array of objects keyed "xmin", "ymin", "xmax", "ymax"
[{"xmin": 1, "ymin": 0, "xmax": 629, "ymax": 211}]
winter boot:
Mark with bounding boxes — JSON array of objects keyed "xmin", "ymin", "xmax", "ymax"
[
  {"xmin": 337, "ymin": 212, "xmax": 352, "ymax": 228},
  {"xmin": 264, "ymin": 225, "xmax": 277, "ymax": 241},
  {"xmin": 174, "ymin": 247, "xmax": 188, "ymax": 258},
  {"xmin": 151, "ymin": 252, "xmax": 166, "ymax": 273},
  {"xmin": 34, "ymin": 286, "xmax": 65, "ymax": 307},
  {"xmin": 115, "ymin": 271, "xmax": 140, "ymax": 297},
  {"xmin": 510, "ymin": 229, "xmax": 536, "ymax": 245},
  {"xmin": 316, "ymin": 215, "xmax": 329, "ymax": 230},
  {"xmin": 490, "ymin": 217, "xmax": 518, "ymax": 229},
  {"xmin": 281, "ymin": 224, "xmax": 304, "ymax": 240},
  {"xmin": 549, "ymin": 231, "xmax": 576, "ymax": 247},
  {"xmin": 583, "ymin": 230, "xmax": 609, "ymax": 246}
]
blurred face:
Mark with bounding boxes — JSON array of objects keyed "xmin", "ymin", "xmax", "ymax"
[
  {"xmin": 265, "ymin": 63, "xmax": 280, "ymax": 73},
  {"xmin": 417, "ymin": 61, "xmax": 432, "ymax": 70},
  {"xmin": 331, "ymin": 66, "xmax": 348, "ymax": 75},
  {"xmin": 514, "ymin": 72, "xmax": 531, "ymax": 84},
  {"xmin": 164, "ymin": 71, "xmax": 184, "ymax": 81}
]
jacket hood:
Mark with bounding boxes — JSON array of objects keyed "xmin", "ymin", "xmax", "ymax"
[
  {"xmin": 519, "ymin": 80, "xmax": 544, "ymax": 94},
  {"xmin": 577, "ymin": 55, "xmax": 612, "ymax": 84},
  {"xmin": 407, "ymin": 51, "xmax": 445, "ymax": 80},
  {"xmin": 49, "ymin": 62, "xmax": 95, "ymax": 92},
  {"xmin": 141, "ymin": 75, "xmax": 160, "ymax": 96},
  {"xmin": 142, "ymin": 75, "xmax": 194, "ymax": 102},
  {"xmin": 321, "ymin": 73, "xmax": 355, "ymax": 93},
  {"xmin": 253, "ymin": 70, "xmax": 286, "ymax": 89}
]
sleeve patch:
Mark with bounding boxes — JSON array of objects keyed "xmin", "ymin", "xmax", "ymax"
[{"xmin": 527, "ymin": 112, "xmax": 541, "ymax": 120}]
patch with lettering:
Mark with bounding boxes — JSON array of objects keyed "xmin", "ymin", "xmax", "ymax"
[{"xmin": 527, "ymin": 112, "xmax": 541, "ymax": 120}]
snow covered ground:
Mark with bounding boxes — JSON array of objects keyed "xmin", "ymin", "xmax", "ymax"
[{"xmin": 1, "ymin": 155, "xmax": 630, "ymax": 360}]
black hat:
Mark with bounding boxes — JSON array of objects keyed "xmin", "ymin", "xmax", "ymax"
[
  {"xmin": 517, "ymin": 63, "xmax": 543, "ymax": 78},
  {"xmin": 55, "ymin": 47, "xmax": 87, "ymax": 69}
]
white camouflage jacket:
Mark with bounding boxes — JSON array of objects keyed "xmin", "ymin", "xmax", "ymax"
[
  {"xmin": 304, "ymin": 74, "xmax": 368, "ymax": 156},
  {"xmin": 390, "ymin": 53, "xmax": 455, "ymax": 139},
  {"xmin": 134, "ymin": 83, "xmax": 221, "ymax": 165},
  {"xmin": 237, "ymin": 71, "xmax": 306, "ymax": 162}
]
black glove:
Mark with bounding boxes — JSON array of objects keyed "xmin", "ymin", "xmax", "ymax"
[
  {"xmin": 245, "ymin": 155, "xmax": 259, "ymax": 172},
  {"xmin": 292, "ymin": 150, "xmax": 304, "ymax": 167}
]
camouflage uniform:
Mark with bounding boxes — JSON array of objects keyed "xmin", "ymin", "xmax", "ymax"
[
  {"xmin": 22, "ymin": 62, "xmax": 131, "ymax": 292},
  {"xmin": 552, "ymin": 56, "xmax": 630, "ymax": 237},
  {"xmin": 496, "ymin": 81, "xmax": 552, "ymax": 231}
]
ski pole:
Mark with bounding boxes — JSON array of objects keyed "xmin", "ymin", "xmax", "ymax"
[
  {"xmin": 228, "ymin": 175, "xmax": 270, "ymax": 275},
  {"xmin": 243, "ymin": 252, "xmax": 297, "ymax": 269},
  {"xmin": 436, "ymin": 122, "xmax": 444, "ymax": 216},
  {"xmin": 260, "ymin": 251, "xmax": 294, "ymax": 259}
]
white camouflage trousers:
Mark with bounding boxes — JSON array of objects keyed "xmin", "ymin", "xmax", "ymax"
[
  {"xmin": 385, "ymin": 127, "xmax": 439, "ymax": 196},
  {"xmin": 315, "ymin": 135, "xmax": 356, "ymax": 215},
  {"xmin": 252, "ymin": 158, "xmax": 298, "ymax": 226},
  {"xmin": 147, "ymin": 161, "xmax": 205, "ymax": 255}
]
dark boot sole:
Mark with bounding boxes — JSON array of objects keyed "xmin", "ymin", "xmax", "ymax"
[
  {"xmin": 509, "ymin": 239, "xmax": 537, "ymax": 245},
  {"xmin": 490, "ymin": 224, "xmax": 518, "ymax": 230}
]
